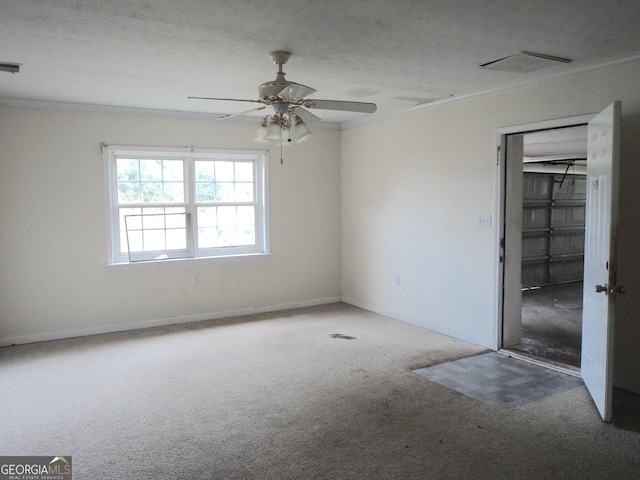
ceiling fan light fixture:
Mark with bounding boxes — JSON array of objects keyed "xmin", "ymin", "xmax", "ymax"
[
  {"xmin": 254, "ymin": 112, "xmax": 313, "ymax": 146},
  {"xmin": 293, "ymin": 118, "xmax": 312, "ymax": 143},
  {"xmin": 252, "ymin": 118, "xmax": 270, "ymax": 144},
  {"xmin": 265, "ymin": 119, "xmax": 284, "ymax": 143}
]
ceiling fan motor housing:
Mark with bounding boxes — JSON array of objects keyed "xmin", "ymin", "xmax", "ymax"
[
  {"xmin": 270, "ymin": 51, "xmax": 291, "ymax": 65},
  {"xmin": 259, "ymin": 51, "xmax": 293, "ymax": 101},
  {"xmin": 258, "ymin": 77, "xmax": 290, "ymax": 101}
]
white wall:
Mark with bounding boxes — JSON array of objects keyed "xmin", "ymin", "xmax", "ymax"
[
  {"xmin": 341, "ymin": 61, "xmax": 640, "ymax": 392},
  {"xmin": 0, "ymin": 107, "xmax": 341, "ymax": 344},
  {"xmin": 2, "ymin": 61, "xmax": 639, "ymax": 392}
]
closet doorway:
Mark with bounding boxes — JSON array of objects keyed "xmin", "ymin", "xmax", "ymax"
[
  {"xmin": 499, "ymin": 103, "xmax": 622, "ymax": 421},
  {"xmin": 503, "ymin": 124, "xmax": 588, "ymax": 374}
]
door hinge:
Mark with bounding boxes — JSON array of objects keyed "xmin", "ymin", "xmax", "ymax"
[{"xmin": 496, "ymin": 145, "xmax": 501, "ymax": 165}]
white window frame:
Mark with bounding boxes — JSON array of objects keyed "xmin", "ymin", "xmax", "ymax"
[{"xmin": 103, "ymin": 145, "xmax": 269, "ymax": 266}]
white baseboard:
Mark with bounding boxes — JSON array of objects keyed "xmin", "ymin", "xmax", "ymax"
[
  {"xmin": 340, "ymin": 296, "xmax": 493, "ymax": 349},
  {"xmin": 0, "ymin": 296, "xmax": 342, "ymax": 347}
]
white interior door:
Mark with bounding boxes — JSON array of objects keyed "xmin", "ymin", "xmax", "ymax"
[{"xmin": 581, "ymin": 101, "xmax": 622, "ymax": 422}]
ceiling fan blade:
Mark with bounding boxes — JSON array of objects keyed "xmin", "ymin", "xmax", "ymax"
[
  {"xmin": 278, "ymin": 82, "xmax": 316, "ymax": 101},
  {"xmin": 304, "ymin": 99, "xmax": 377, "ymax": 114},
  {"xmin": 188, "ymin": 96, "xmax": 263, "ymax": 104},
  {"xmin": 212, "ymin": 106, "xmax": 268, "ymax": 122},
  {"xmin": 293, "ymin": 107, "xmax": 321, "ymax": 124}
]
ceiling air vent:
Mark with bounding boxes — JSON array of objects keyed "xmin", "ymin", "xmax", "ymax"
[
  {"xmin": 480, "ymin": 51, "xmax": 571, "ymax": 73},
  {"xmin": 0, "ymin": 62, "xmax": 21, "ymax": 74}
]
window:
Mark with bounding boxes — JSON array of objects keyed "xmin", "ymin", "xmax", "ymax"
[{"xmin": 104, "ymin": 146, "xmax": 268, "ymax": 265}]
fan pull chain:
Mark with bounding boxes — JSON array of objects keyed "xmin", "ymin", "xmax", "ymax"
[{"xmin": 280, "ymin": 134, "xmax": 284, "ymax": 164}]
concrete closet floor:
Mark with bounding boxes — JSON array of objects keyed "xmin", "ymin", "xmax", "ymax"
[{"xmin": 513, "ymin": 282, "xmax": 583, "ymax": 369}]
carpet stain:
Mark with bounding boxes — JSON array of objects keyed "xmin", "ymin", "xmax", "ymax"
[{"xmin": 329, "ymin": 333, "xmax": 356, "ymax": 340}]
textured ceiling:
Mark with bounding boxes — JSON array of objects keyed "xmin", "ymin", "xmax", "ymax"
[{"xmin": 1, "ymin": 0, "xmax": 640, "ymax": 125}]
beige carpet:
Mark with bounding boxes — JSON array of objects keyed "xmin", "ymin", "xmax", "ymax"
[{"xmin": 1, "ymin": 303, "xmax": 639, "ymax": 479}]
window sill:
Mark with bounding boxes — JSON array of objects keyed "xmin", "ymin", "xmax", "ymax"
[{"xmin": 106, "ymin": 252, "xmax": 272, "ymax": 270}]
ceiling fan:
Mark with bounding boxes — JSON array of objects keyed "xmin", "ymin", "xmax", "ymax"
[{"xmin": 189, "ymin": 51, "xmax": 377, "ymax": 145}]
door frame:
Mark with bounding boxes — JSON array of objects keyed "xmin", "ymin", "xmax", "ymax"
[{"xmin": 494, "ymin": 114, "xmax": 595, "ymax": 352}]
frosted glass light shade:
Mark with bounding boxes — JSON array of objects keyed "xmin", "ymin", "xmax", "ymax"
[
  {"xmin": 265, "ymin": 122, "xmax": 283, "ymax": 142},
  {"xmin": 252, "ymin": 125, "xmax": 269, "ymax": 143},
  {"xmin": 294, "ymin": 121, "xmax": 313, "ymax": 143},
  {"xmin": 253, "ymin": 114, "xmax": 314, "ymax": 146}
]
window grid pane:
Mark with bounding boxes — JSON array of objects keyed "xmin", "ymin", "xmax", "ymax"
[
  {"xmin": 195, "ymin": 159, "xmax": 255, "ymax": 204},
  {"xmin": 197, "ymin": 205, "xmax": 256, "ymax": 248},
  {"xmin": 110, "ymin": 150, "xmax": 264, "ymax": 263},
  {"xmin": 116, "ymin": 158, "xmax": 185, "ymax": 205},
  {"xmin": 120, "ymin": 208, "xmax": 187, "ymax": 254},
  {"xmin": 194, "ymin": 159, "xmax": 257, "ymax": 250}
]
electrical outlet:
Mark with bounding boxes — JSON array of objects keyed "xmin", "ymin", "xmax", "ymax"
[
  {"xmin": 193, "ymin": 274, "xmax": 200, "ymax": 285},
  {"xmin": 478, "ymin": 214, "xmax": 492, "ymax": 227},
  {"xmin": 395, "ymin": 276, "xmax": 401, "ymax": 286}
]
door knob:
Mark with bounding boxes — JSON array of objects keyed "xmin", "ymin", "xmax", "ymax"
[{"xmin": 595, "ymin": 284, "xmax": 608, "ymax": 294}]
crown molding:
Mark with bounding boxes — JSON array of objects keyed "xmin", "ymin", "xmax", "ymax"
[{"xmin": 0, "ymin": 97, "xmax": 341, "ymax": 130}]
